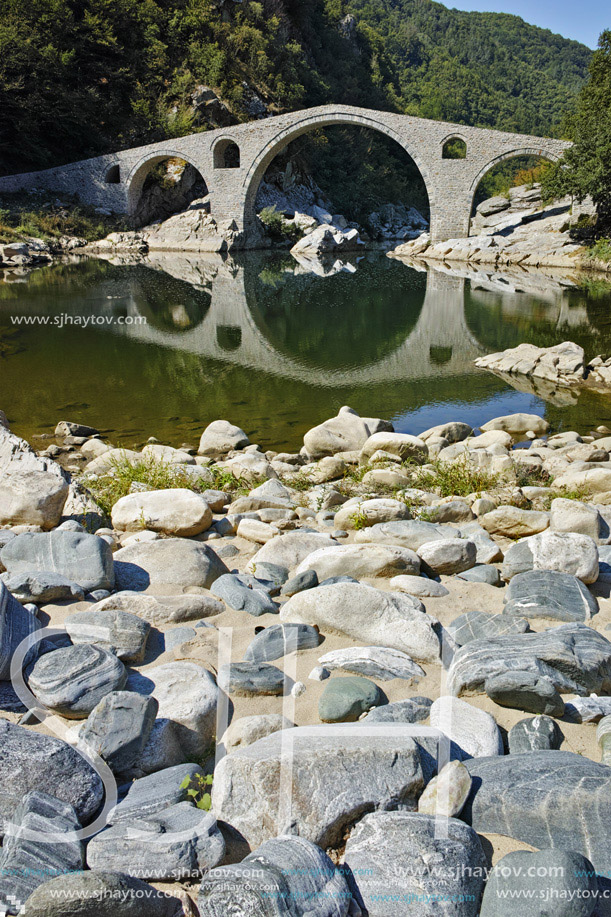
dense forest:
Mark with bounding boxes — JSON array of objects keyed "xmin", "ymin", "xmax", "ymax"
[{"xmin": 0, "ymin": 0, "xmax": 592, "ymax": 176}]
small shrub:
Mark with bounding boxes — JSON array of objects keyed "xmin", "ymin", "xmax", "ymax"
[
  {"xmin": 588, "ymin": 238, "xmax": 611, "ymax": 264},
  {"xmin": 411, "ymin": 456, "xmax": 498, "ymax": 498},
  {"xmin": 180, "ymin": 772, "xmax": 213, "ymax": 810},
  {"xmin": 258, "ymin": 205, "xmax": 303, "ymax": 244},
  {"xmin": 349, "ymin": 507, "xmax": 369, "ymax": 530}
]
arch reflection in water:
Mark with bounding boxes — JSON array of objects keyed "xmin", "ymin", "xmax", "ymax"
[{"xmin": 3, "ymin": 252, "xmax": 611, "ymax": 450}]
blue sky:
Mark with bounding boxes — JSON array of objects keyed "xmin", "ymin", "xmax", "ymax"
[{"xmin": 445, "ymin": 1, "xmax": 606, "ymax": 48}]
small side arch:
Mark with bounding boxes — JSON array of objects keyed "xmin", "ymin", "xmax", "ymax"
[
  {"xmin": 441, "ymin": 135, "xmax": 467, "ymax": 159},
  {"xmin": 468, "ymin": 146, "xmax": 561, "ymax": 229},
  {"xmin": 213, "ymin": 138, "xmax": 241, "ymax": 169},
  {"xmin": 104, "ymin": 164, "xmax": 121, "ymax": 184},
  {"xmin": 125, "ymin": 150, "xmax": 210, "ymax": 217}
]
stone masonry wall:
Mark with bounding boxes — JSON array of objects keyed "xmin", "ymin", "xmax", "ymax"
[{"xmin": 0, "ymin": 105, "xmax": 569, "ymax": 244}]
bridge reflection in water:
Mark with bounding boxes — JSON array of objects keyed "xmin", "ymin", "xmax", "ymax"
[{"xmin": 0, "ymin": 250, "xmax": 605, "ymax": 450}]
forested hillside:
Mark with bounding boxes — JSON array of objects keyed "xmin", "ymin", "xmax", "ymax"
[{"xmin": 0, "ymin": 0, "xmax": 592, "ymax": 176}]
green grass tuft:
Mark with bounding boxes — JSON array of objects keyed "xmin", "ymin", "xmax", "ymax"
[{"xmin": 410, "ymin": 456, "xmax": 498, "ymax": 498}]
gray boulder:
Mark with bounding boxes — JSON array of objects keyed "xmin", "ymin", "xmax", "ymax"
[
  {"xmin": 0, "ymin": 720, "xmax": 104, "ymax": 834},
  {"xmin": 210, "ymin": 573, "xmax": 277, "ymax": 616},
  {"xmin": 448, "ymin": 624, "xmax": 611, "ymax": 697},
  {"xmin": 28, "ymin": 644, "xmax": 127, "ymax": 718},
  {"xmin": 198, "ymin": 835, "xmax": 351, "ymax": 916},
  {"xmin": 303, "ymin": 406, "xmax": 373, "ymax": 458},
  {"xmin": 87, "ymin": 802, "xmax": 225, "ymax": 880},
  {"xmin": 78, "ymin": 691, "xmax": 158, "ymax": 777},
  {"xmin": 280, "ymin": 582, "xmax": 440, "ymax": 663},
  {"xmin": 508, "ymin": 715, "xmax": 563, "ymax": 754},
  {"xmin": 480, "ymin": 849, "xmax": 598, "ymax": 917},
  {"xmin": 344, "ymin": 811, "xmax": 486, "ymax": 917},
  {"xmin": 0, "ymin": 531, "xmax": 114, "ymax": 592},
  {"xmin": 21, "ymin": 871, "xmax": 185, "ymax": 916},
  {"xmin": 318, "ymin": 675, "xmax": 384, "ymax": 722},
  {"xmin": 0, "ymin": 580, "xmax": 40, "ymax": 679},
  {"xmin": 430, "ymin": 696, "xmax": 503, "ymax": 759},
  {"xmin": 212, "ymin": 726, "xmax": 424, "ymax": 849},
  {"xmin": 127, "ymin": 661, "xmax": 217, "ymax": 759},
  {"xmin": 244, "ymin": 623, "xmax": 320, "ymax": 662},
  {"xmin": 463, "ymin": 751, "xmax": 611, "ymax": 873},
  {"xmin": 107, "ymin": 763, "xmax": 205, "ymax": 824},
  {"xmin": 65, "ymin": 608, "xmax": 150, "ymax": 663},
  {"xmin": 448, "ymin": 610, "xmax": 529, "ymax": 647},
  {"xmin": 485, "ymin": 670, "xmax": 565, "ymax": 717},
  {"xmin": 114, "ymin": 538, "xmax": 228, "ymax": 591},
  {"xmin": 419, "ymin": 538, "xmax": 476, "ymax": 575},
  {"xmin": 503, "ymin": 570, "xmax": 598, "ymax": 622},
  {"xmin": 317, "ymin": 646, "xmax": 425, "ymax": 682},
  {"xmin": 1, "ymin": 571, "xmax": 85, "ymax": 604},
  {"xmin": 355, "ymin": 519, "xmax": 457, "ymax": 552},
  {"xmin": 0, "ymin": 791, "xmax": 84, "ymax": 915},
  {"xmin": 247, "ymin": 532, "xmax": 339, "ymax": 578},
  {"xmin": 363, "ymin": 696, "xmax": 433, "ymax": 723},
  {"xmin": 222, "ymin": 662, "xmax": 286, "ymax": 696},
  {"xmin": 0, "ymin": 470, "xmax": 68, "ymax": 529}
]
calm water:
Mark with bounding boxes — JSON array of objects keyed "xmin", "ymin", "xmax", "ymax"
[{"xmin": 2, "ymin": 252, "xmax": 611, "ymax": 452}]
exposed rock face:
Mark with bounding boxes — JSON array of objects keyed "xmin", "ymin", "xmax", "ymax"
[
  {"xmin": 212, "ymin": 726, "xmax": 424, "ymax": 850},
  {"xmin": 280, "ymin": 582, "xmax": 440, "ymax": 662},
  {"xmin": 343, "ymin": 811, "xmax": 487, "ymax": 917},
  {"xmin": 198, "ymin": 835, "xmax": 352, "ymax": 916},
  {"xmin": 0, "ymin": 531, "xmax": 115, "ymax": 592},
  {"xmin": 463, "ymin": 751, "xmax": 611, "ymax": 874},
  {"xmin": 0, "ymin": 720, "xmax": 104, "ymax": 834},
  {"xmin": 448, "ymin": 624, "xmax": 611, "ymax": 697}
]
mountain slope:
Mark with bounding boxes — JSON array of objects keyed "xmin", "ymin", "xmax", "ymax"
[{"xmin": 0, "ymin": 0, "xmax": 593, "ymax": 175}]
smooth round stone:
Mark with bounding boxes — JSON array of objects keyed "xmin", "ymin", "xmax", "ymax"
[
  {"xmin": 485, "ymin": 670, "xmax": 565, "ymax": 718},
  {"xmin": 280, "ymin": 569, "xmax": 319, "ymax": 597},
  {"xmin": 164, "ymin": 626, "xmax": 197, "ymax": 650},
  {"xmin": 456, "ymin": 565, "xmax": 501, "ymax": 586},
  {"xmin": 28, "ymin": 644, "xmax": 127, "ymax": 718},
  {"xmin": 418, "ymin": 760, "xmax": 471, "ymax": 818},
  {"xmin": 480, "ymin": 849, "xmax": 599, "ymax": 917},
  {"xmin": 318, "ymin": 676, "xmax": 384, "ymax": 723},
  {"xmin": 317, "ymin": 646, "xmax": 424, "ymax": 682},
  {"xmin": 363, "ymin": 696, "xmax": 433, "ymax": 724},
  {"xmin": 508, "ymin": 715, "xmax": 563, "ymax": 754},
  {"xmin": 210, "ymin": 573, "xmax": 278, "ymax": 617},
  {"xmin": 222, "ymin": 662, "xmax": 286, "ymax": 696},
  {"xmin": 244, "ymin": 623, "xmax": 320, "ymax": 663},
  {"xmin": 22, "ymin": 871, "xmax": 184, "ymax": 916},
  {"xmin": 389, "ymin": 575, "xmax": 449, "ymax": 597}
]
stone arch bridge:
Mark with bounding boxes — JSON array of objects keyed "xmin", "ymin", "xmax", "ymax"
[{"xmin": 0, "ymin": 105, "xmax": 569, "ymax": 243}]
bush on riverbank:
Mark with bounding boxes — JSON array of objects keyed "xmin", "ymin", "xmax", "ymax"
[{"xmin": 0, "ymin": 191, "xmax": 128, "ymax": 244}]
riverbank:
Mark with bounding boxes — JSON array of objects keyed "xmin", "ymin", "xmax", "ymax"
[{"xmin": 2, "ymin": 403, "xmax": 611, "ymax": 912}]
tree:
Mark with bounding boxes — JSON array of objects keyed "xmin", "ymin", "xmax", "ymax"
[{"xmin": 541, "ymin": 30, "xmax": 611, "ymax": 231}]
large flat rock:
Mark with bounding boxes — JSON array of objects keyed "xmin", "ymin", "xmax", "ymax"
[
  {"xmin": 0, "ymin": 531, "xmax": 114, "ymax": 592},
  {"xmin": 448, "ymin": 624, "xmax": 611, "ymax": 697},
  {"xmin": 503, "ymin": 569, "xmax": 598, "ymax": 622},
  {"xmin": 280, "ymin": 582, "xmax": 440, "ymax": 663},
  {"xmin": 212, "ymin": 725, "xmax": 424, "ymax": 850},
  {"xmin": 113, "ymin": 538, "xmax": 228, "ymax": 591},
  {"xmin": 0, "ymin": 720, "xmax": 104, "ymax": 835},
  {"xmin": 463, "ymin": 751, "xmax": 611, "ymax": 874}
]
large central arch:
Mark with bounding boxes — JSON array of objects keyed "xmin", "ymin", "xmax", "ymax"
[
  {"xmin": 240, "ymin": 110, "xmax": 436, "ymax": 233},
  {"xmin": 126, "ymin": 150, "xmax": 211, "ymax": 221}
]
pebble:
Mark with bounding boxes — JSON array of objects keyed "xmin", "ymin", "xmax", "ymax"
[
  {"xmin": 508, "ymin": 715, "xmax": 563, "ymax": 754},
  {"xmin": 418, "ymin": 760, "xmax": 472, "ymax": 817}
]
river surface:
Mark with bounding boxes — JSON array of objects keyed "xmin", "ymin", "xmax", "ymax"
[{"xmin": 2, "ymin": 252, "xmax": 611, "ymax": 452}]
